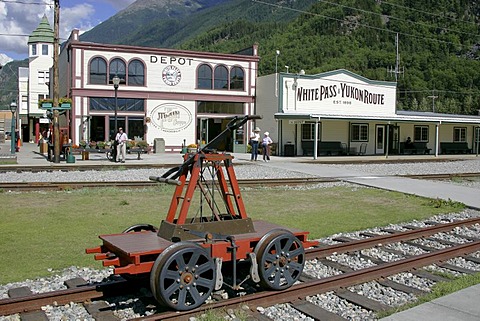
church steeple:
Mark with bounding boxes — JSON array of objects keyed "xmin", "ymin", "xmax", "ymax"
[{"xmin": 28, "ymin": 15, "xmax": 54, "ymax": 44}]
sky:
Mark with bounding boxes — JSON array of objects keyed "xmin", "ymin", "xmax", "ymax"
[{"xmin": 0, "ymin": 0, "xmax": 136, "ymax": 63}]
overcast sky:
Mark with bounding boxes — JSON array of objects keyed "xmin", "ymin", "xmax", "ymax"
[{"xmin": 0, "ymin": 0, "xmax": 136, "ymax": 62}]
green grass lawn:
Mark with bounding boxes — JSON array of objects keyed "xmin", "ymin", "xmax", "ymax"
[{"xmin": 0, "ymin": 184, "xmax": 465, "ymax": 284}]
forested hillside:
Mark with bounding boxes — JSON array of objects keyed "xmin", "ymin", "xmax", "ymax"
[
  {"xmin": 2, "ymin": 1, "xmax": 479, "ymax": 115},
  {"xmin": 181, "ymin": 0, "xmax": 480, "ymax": 114}
]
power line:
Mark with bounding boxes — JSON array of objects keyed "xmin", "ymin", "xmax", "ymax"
[
  {"xmin": 318, "ymin": 0, "xmax": 480, "ymax": 39},
  {"xmin": 0, "ymin": 0, "xmax": 51, "ymax": 5},
  {"xmin": 379, "ymin": 0, "xmax": 478, "ymax": 26},
  {"xmin": 251, "ymin": 0, "xmax": 468, "ymax": 47}
]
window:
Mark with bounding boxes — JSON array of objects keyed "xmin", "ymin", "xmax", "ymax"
[
  {"xmin": 351, "ymin": 123, "xmax": 369, "ymax": 141},
  {"xmin": 90, "ymin": 97, "xmax": 144, "ymax": 112},
  {"xmin": 301, "ymin": 123, "xmax": 320, "ymax": 140},
  {"xmin": 414, "ymin": 126, "xmax": 429, "ymax": 142},
  {"xmin": 197, "ymin": 64, "xmax": 212, "ymax": 89},
  {"xmin": 230, "ymin": 66, "xmax": 244, "ymax": 90},
  {"xmin": 42, "ymin": 44, "xmax": 48, "ymax": 55},
  {"xmin": 31, "ymin": 44, "xmax": 37, "ymax": 56},
  {"xmin": 197, "ymin": 101, "xmax": 243, "ymax": 114},
  {"xmin": 214, "ymin": 65, "xmax": 228, "ymax": 89},
  {"xmin": 38, "ymin": 94, "xmax": 48, "ymax": 102},
  {"xmin": 454, "ymin": 127, "xmax": 467, "ymax": 142},
  {"xmin": 128, "ymin": 59, "xmax": 145, "ymax": 86},
  {"xmin": 38, "ymin": 71, "xmax": 49, "ymax": 84},
  {"xmin": 109, "ymin": 58, "xmax": 126, "ymax": 83},
  {"xmin": 89, "ymin": 57, "xmax": 107, "ymax": 84}
]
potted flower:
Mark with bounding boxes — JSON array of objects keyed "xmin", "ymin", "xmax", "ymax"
[
  {"xmin": 136, "ymin": 140, "xmax": 148, "ymax": 149},
  {"xmin": 89, "ymin": 141, "xmax": 97, "ymax": 149},
  {"xmin": 187, "ymin": 143, "xmax": 197, "ymax": 153},
  {"xmin": 79, "ymin": 140, "xmax": 87, "ymax": 149},
  {"xmin": 97, "ymin": 141, "xmax": 106, "ymax": 149}
]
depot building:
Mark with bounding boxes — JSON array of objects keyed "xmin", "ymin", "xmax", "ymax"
[
  {"xmin": 57, "ymin": 29, "xmax": 259, "ymax": 152},
  {"xmin": 256, "ymin": 69, "xmax": 480, "ymax": 157}
]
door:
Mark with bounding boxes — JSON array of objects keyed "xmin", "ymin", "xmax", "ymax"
[
  {"xmin": 375, "ymin": 125, "xmax": 385, "ymax": 154},
  {"xmin": 389, "ymin": 125, "xmax": 400, "ymax": 154}
]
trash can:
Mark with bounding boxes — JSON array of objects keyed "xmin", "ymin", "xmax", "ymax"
[
  {"xmin": 154, "ymin": 138, "xmax": 165, "ymax": 153},
  {"xmin": 66, "ymin": 150, "xmax": 76, "ymax": 163},
  {"xmin": 284, "ymin": 143, "xmax": 295, "ymax": 156}
]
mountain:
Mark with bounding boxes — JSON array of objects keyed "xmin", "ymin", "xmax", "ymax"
[
  {"xmin": 0, "ymin": 59, "xmax": 28, "ymax": 110},
  {"xmin": 80, "ymin": 0, "xmax": 318, "ymax": 48},
  {"xmin": 2, "ymin": 1, "xmax": 480, "ymax": 115},
  {"xmin": 0, "ymin": 54, "xmax": 13, "ymax": 67}
]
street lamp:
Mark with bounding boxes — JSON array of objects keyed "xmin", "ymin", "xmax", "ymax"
[
  {"xmin": 275, "ymin": 50, "xmax": 280, "ymax": 97},
  {"xmin": 112, "ymin": 75, "xmax": 120, "ymax": 138},
  {"xmin": 9, "ymin": 100, "xmax": 17, "ymax": 155}
]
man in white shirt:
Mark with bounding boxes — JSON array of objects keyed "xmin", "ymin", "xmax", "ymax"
[{"xmin": 115, "ymin": 127, "xmax": 128, "ymax": 163}]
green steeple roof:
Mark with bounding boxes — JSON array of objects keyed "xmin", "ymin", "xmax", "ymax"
[{"xmin": 28, "ymin": 15, "xmax": 54, "ymax": 44}]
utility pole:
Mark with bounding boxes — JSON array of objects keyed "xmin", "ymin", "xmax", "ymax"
[
  {"xmin": 53, "ymin": 0, "xmax": 60, "ymax": 163},
  {"xmin": 428, "ymin": 90, "xmax": 438, "ymax": 113},
  {"xmin": 387, "ymin": 33, "xmax": 404, "ymax": 81}
]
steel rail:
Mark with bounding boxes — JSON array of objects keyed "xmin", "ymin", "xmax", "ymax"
[
  {"xmin": 304, "ymin": 216, "xmax": 480, "ymax": 259},
  {"xmin": 136, "ymin": 240, "xmax": 480, "ymax": 321},
  {"xmin": 1, "ymin": 218, "xmax": 478, "ymax": 317},
  {"xmin": 0, "ymin": 177, "xmax": 339, "ymax": 191},
  {"xmin": 0, "ymin": 280, "xmax": 125, "ymax": 315}
]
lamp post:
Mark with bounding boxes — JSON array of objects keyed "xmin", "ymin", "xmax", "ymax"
[
  {"xmin": 275, "ymin": 50, "xmax": 280, "ymax": 97},
  {"xmin": 112, "ymin": 75, "xmax": 120, "ymax": 138},
  {"xmin": 9, "ymin": 100, "xmax": 17, "ymax": 155}
]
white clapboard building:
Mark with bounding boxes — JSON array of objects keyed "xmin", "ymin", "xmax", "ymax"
[
  {"xmin": 256, "ymin": 69, "xmax": 480, "ymax": 157},
  {"xmin": 58, "ymin": 29, "xmax": 259, "ymax": 152}
]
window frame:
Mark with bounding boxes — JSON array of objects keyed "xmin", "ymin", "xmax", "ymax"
[
  {"xmin": 89, "ymin": 57, "xmax": 107, "ymax": 85},
  {"xmin": 109, "ymin": 58, "xmax": 127, "ymax": 84},
  {"xmin": 229, "ymin": 66, "xmax": 244, "ymax": 91},
  {"xmin": 301, "ymin": 123, "xmax": 321, "ymax": 141},
  {"xmin": 214, "ymin": 65, "xmax": 229, "ymax": 90},
  {"xmin": 351, "ymin": 123, "xmax": 369, "ymax": 142},
  {"xmin": 127, "ymin": 59, "xmax": 145, "ymax": 86},
  {"xmin": 453, "ymin": 127, "xmax": 467, "ymax": 142},
  {"xmin": 197, "ymin": 64, "xmax": 213, "ymax": 89},
  {"xmin": 414, "ymin": 125, "xmax": 429, "ymax": 142}
]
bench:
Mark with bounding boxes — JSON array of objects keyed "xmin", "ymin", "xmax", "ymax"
[
  {"xmin": 440, "ymin": 142, "xmax": 472, "ymax": 154},
  {"xmin": 301, "ymin": 141, "xmax": 345, "ymax": 156},
  {"xmin": 128, "ymin": 148, "xmax": 148, "ymax": 160},
  {"xmin": 400, "ymin": 142, "xmax": 431, "ymax": 155}
]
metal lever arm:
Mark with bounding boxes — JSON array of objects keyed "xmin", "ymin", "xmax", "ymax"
[{"xmin": 149, "ymin": 176, "xmax": 182, "ymax": 186}]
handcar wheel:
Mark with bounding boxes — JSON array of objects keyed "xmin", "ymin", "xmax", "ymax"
[
  {"xmin": 122, "ymin": 224, "xmax": 157, "ymax": 233},
  {"xmin": 254, "ymin": 229, "xmax": 305, "ymax": 290},
  {"xmin": 150, "ymin": 242, "xmax": 215, "ymax": 311}
]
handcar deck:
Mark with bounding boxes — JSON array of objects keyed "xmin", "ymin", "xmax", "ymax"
[{"xmin": 98, "ymin": 220, "xmax": 313, "ymax": 257}]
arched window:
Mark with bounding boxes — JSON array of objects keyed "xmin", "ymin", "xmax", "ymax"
[
  {"xmin": 230, "ymin": 66, "xmax": 244, "ymax": 90},
  {"xmin": 214, "ymin": 65, "xmax": 228, "ymax": 90},
  {"xmin": 109, "ymin": 58, "xmax": 126, "ymax": 83},
  {"xmin": 197, "ymin": 64, "xmax": 212, "ymax": 89},
  {"xmin": 128, "ymin": 59, "xmax": 145, "ymax": 86},
  {"xmin": 89, "ymin": 57, "xmax": 107, "ymax": 84}
]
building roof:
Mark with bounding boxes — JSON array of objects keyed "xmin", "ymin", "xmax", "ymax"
[{"xmin": 28, "ymin": 15, "xmax": 54, "ymax": 44}]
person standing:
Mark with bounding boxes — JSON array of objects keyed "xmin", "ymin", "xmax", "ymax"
[
  {"xmin": 262, "ymin": 131, "xmax": 273, "ymax": 162},
  {"xmin": 250, "ymin": 127, "xmax": 261, "ymax": 161},
  {"xmin": 115, "ymin": 127, "xmax": 128, "ymax": 163}
]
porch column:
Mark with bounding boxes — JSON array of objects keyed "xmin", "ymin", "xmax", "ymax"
[{"xmin": 313, "ymin": 118, "xmax": 320, "ymax": 160}]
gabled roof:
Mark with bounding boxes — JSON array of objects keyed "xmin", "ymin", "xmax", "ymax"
[{"xmin": 28, "ymin": 15, "xmax": 54, "ymax": 44}]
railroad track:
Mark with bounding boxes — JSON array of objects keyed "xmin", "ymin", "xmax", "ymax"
[
  {"xmin": 1, "ymin": 172, "xmax": 479, "ymax": 191},
  {"xmin": 0, "ymin": 177, "xmax": 339, "ymax": 191},
  {"xmin": 2, "ymin": 217, "xmax": 479, "ymax": 320}
]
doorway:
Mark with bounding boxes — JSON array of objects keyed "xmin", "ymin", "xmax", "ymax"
[
  {"xmin": 375, "ymin": 125, "xmax": 385, "ymax": 154},
  {"xmin": 197, "ymin": 118, "xmax": 233, "ymax": 151},
  {"xmin": 389, "ymin": 125, "xmax": 400, "ymax": 154}
]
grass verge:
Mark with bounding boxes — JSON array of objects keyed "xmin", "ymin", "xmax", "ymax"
[{"xmin": 0, "ymin": 184, "xmax": 465, "ymax": 284}]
